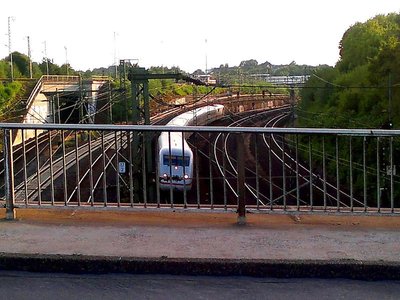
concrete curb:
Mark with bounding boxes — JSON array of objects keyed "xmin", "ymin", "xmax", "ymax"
[{"xmin": 1, "ymin": 253, "xmax": 399, "ymax": 280}]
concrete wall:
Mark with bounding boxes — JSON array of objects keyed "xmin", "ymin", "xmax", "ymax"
[{"xmin": 13, "ymin": 76, "xmax": 108, "ymax": 145}]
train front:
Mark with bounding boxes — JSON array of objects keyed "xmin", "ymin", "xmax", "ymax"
[{"xmin": 158, "ymin": 133, "xmax": 194, "ymax": 191}]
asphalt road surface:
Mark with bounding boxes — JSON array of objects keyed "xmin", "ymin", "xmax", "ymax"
[{"xmin": 0, "ymin": 271, "xmax": 399, "ymax": 299}]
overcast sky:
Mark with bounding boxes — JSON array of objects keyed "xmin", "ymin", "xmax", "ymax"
[{"xmin": 1, "ymin": 0, "xmax": 399, "ymax": 73}]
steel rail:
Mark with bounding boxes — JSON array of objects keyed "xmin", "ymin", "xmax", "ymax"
[
  {"xmin": 264, "ymin": 114, "xmax": 365, "ymax": 209},
  {"xmin": 220, "ymin": 110, "xmax": 308, "ymax": 207},
  {"xmin": 213, "ymin": 108, "xmax": 291, "ymax": 204},
  {"xmin": 13, "ymin": 130, "xmax": 116, "ymax": 203}
]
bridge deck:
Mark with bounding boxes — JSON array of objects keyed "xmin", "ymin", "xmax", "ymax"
[{"xmin": 1, "ymin": 208, "xmax": 399, "ymax": 279}]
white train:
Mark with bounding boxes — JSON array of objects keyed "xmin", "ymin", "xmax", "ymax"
[{"xmin": 158, "ymin": 104, "xmax": 225, "ymax": 191}]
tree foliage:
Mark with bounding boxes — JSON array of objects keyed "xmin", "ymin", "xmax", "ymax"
[
  {"xmin": 213, "ymin": 59, "xmax": 317, "ymax": 82},
  {"xmin": 299, "ymin": 13, "xmax": 400, "ymax": 129},
  {"xmin": 0, "ymin": 51, "xmax": 81, "ymax": 122},
  {"xmin": 0, "ymin": 81, "xmax": 23, "ymax": 121},
  {"xmin": 337, "ymin": 14, "xmax": 400, "ymax": 73},
  {"xmin": 298, "ymin": 13, "xmax": 400, "ymax": 203}
]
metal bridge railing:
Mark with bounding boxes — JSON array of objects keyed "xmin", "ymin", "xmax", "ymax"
[
  {"xmin": 2, "ymin": 123, "xmax": 400, "ymax": 220},
  {"xmin": 41, "ymin": 75, "xmax": 80, "ymax": 83}
]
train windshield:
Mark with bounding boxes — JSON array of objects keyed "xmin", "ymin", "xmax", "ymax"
[{"xmin": 163, "ymin": 155, "xmax": 190, "ymax": 167}]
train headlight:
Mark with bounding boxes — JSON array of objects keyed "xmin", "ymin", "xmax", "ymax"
[
  {"xmin": 183, "ymin": 174, "xmax": 189, "ymax": 180},
  {"xmin": 163, "ymin": 173, "xmax": 168, "ymax": 178},
  {"xmin": 174, "ymin": 166, "xmax": 178, "ymax": 170}
]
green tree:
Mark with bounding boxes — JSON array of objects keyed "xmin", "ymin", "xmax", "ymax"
[
  {"xmin": 39, "ymin": 59, "xmax": 62, "ymax": 75},
  {"xmin": 337, "ymin": 13, "xmax": 400, "ymax": 73},
  {"xmin": 12, "ymin": 52, "xmax": 30, "ymax": 77},
  {"xmin": 239, "ymin": 59, "xmax": 258, "ymax": 69},
  {"xmin": 0, "ymin": 61, "xmax": 9, "ymax": 78},
  {"xmin": 300, "ymin": 13, "xmax": 400, "ymax": 129}
]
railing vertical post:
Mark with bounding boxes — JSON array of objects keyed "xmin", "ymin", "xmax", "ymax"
[
  {"xmin": 208, "ymin": 132, "xmax": 214, "ymax": 209},
  {"xmin": 155, "ymin": 134, "xmax": 161, "ymax": 208},
  {"xmin": 349, "ymin": 137, "xmax": 353, "ymax": 212},
  {"xmin": 255, "ymin": 134, "xmax": 260, "ymax": 210},
  {"xmin": 4, "ymin": 129, "xmax": 15, "ymax": 220},
  {"xmin": 222, "ymin": 133, "xmax": 227, "ymax": 210},
  {"xmin": 195, "ymin": 134, "xmax": 201, "ymax": 209},
  {"xmin": 390, "ymin": 137, "xmax": 394, "ymax": 213},
  {"xmin": 295, "ymin": 135, "xmax": 300, "ymax": 211},
  {"xmin": 377, "ymin": 138, "xmax": 381, "ymax": 212},
  {"xmin": 268, "ymin": 134, "xmax": 273, "ymax": 210},
  {"xmin": 237, "ymin": 134, "xmax": 246, "ymax": 225},
  {"xmin": 363, "ymin": 136, "xmax": 367, "ymax": 212},
  {"xmin": 282, "ymin": 135, "xmax": 286, "ymax": 210},
  {"xmin": 308, "ymin": 136, "xmax": 313, "ymax": 210},
  {"xmin": 336, "ymin": 136, "xmax": 340, "ymax": 211}
]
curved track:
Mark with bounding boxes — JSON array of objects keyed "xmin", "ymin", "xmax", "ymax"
[
  {"xmin": 209, "ymin": 106, "xmax": 361, "ymax": 210},
  {"xmin": 9, "ymin": 101, "xmax": 360, "ymax": 211}
]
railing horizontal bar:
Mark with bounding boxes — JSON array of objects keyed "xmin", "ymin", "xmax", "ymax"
[
  {"xmin": 1, "ymin": 122, "xmax": 400, "ymax": 136},
  {"xmin": 4, "ymin": 117, "xmax": 400, "ymax": 217}
]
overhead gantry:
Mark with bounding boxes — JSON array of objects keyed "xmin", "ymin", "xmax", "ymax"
[{"xmin": 126, "ymin": 65, "xmax": 212, "ymax": 201}]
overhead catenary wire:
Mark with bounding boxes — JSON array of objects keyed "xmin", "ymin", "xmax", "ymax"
[{"xmin": 7, "ymin": 71, "xmax": 397, "ymax": 126}]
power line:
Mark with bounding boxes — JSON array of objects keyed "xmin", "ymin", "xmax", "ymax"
[{"xmin": 309, "ymin": 73, "xmax": 344, "ymax": 88}]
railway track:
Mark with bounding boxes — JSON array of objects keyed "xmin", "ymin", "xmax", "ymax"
[
  {"xmin": 209, "ymin": 106, "xmax": 363, "ymax": 210},
  {"xmin": 8, "ymin": 103, "xmax": 328, "ymax": 210},
  {"xmin": 212, "ymin": 106, "xmax": 291, "ymax": 207},
  {"xmin": 3, "ymin": 93, "xmax": 291, "ymax": 206},
  {"xmin": 9, "ymin": 105, "xmax": 184, "ymax": 206},
  {"xmin": 263, "ymin": 114, "xmax": 363, "ymax": 209},
  {"xmin": 172, "ymin": 106, "xmax": 292, "ymax": 208},
  {"xmin": 13, "ymin": 130, "xmax": 121, "ymax": 204}
]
